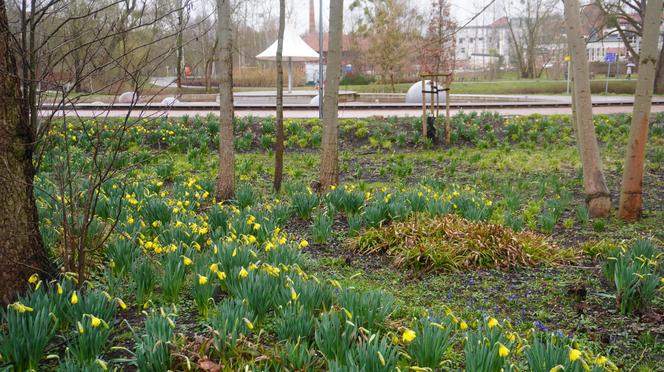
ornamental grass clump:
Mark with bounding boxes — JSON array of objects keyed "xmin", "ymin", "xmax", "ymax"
[{"xmin": 352, "ymin": 213, "xmax": 573, "ymax": 271}]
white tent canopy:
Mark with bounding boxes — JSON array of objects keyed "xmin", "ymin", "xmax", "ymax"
[{"xmin": 256, "ymin": 25, "xmax": 320, "ymax": 92}]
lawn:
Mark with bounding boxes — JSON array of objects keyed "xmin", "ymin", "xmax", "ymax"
[
  {"xmin": 3, "ymin": 112, "xmax": 664, "ymax": 371},
  {"xmin": 341, "ymin": 79, "xmax": 639, "ymax": 95}
]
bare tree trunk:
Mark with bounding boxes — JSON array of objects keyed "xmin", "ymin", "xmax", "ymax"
[
  {"xmin": 654, "ymin": 42, "xmax": 664, "ymax": 94},
  {"xmin": 564, "ymin": 0, "xmax": 611, "ymax": 217},
  {"xmin": 205, "ymin": 61, "xmax": 211, "ymax": 93},
  {"xmin": 216, "ymin": 0, "xmax": 235, "ymax": 201},
  {"xmin": 619, "ymin": 0, "xmax": 663, "ymax": 221},
  {"xmin": 0, "ymin": 0, "xmax": 54, "ymax": 304},
  {"xmin": 273, "ymin": 0, "xmax": 285, "ymax": 192},
  {"xmin": 205, "ymin": 38, "xmax": 219, "ymax": 94},
  {"xmin": 176, "ymin": 0, "xmax": 184, "ymax": 90},
  {"xmin": 319, "ymin": 0, "xmax": 344, "ymax": 190}
]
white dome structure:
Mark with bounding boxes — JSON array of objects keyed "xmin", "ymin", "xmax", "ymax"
[
  {"xmin": 161, "ymin": 97, "xmax": 179, "ymax": 106},
  {"xmin": 405, "ymin": 80, "xmax": 446, "ymax": 104},
  {"xmin": 118, "ymin": 91, "xmax": 138, "ymax": 103}
]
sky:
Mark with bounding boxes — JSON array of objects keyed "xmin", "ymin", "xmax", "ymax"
[{"xmin": 285, "ymin": 0, "xmax": 505, "ymax": 34}]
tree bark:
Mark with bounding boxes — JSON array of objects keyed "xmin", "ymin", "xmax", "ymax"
[
  {"xmin": 319, "ymin": 0, "xmax": 344, "ymax": 190},
  {"xmin": 618, "ymin": 0, "xmax": 663, "ymax": 221},
  {"xmin": 0, "ymin": 0, "xmax": 55, "ymax": 304},
  {"xmin": 216, "ymin": 0, "xmax": 235, "ymax": 201},
  {"xmin": 176, "ymin": 0, "xmax": 184, "ymax": 90},
  {"xmin": 564, "ymin": 0, "xmax": 611, "ymax": 217},
  {"xmin": 654, "ymin": 41, "xmax": 664, "ymax": 94},
  {"xmin": 273, "ymin": 0, "xmax": 285, "ymax": 192}
]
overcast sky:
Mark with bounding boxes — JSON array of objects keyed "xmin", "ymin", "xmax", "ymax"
[{"xmin": 285, "ymin": 0, "xmax": 506, "ymax": 34}]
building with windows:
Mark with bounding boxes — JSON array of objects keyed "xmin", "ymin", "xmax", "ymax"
[{"xmin": 455, "ymin": 17, "xmax": 511, "ymax": 69}]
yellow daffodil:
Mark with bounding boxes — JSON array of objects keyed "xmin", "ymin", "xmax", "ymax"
[
  {"xmin": 96, "ymin": 359, "xmax": 108, "ymax": 371},
  {"xmin": 10, "ymin": 302, "xmax": 33, "ymax": 313},
  {"xmin": 460, "ymin": 320, "xmax": 468, "ymax": 331},
  {"xmin": 243, "ymin": 318, "xmax": 254, "ymax": 330},
  {"xmin": 507, "ymin": 332, "xmax": 516, "ymax": 343},
  {"xmin": 90, "ymin": 315, "xmax": 102, "ymax": 328},
  {"xmin": 239, "ymin": 267, "xmax": 249, "ymax": 278},
  {"xmin": 117, "ymin": 298, "xmax": 127, "ymax": 310},
  {"xmin": 28, "ymin": 274, "xmax": 39, "ymax": 284},
  {"xmin": 57, "ymin": 283, "xmax": 63, "ymax": 295},
  {"xmin": 182, "ymin": 255, "xmax": 193, "ymax": 266},
  {"xmin": 596, "ymin": 356, "xmax": 607, "ymax": 365},
  {"xmin": 298, "ymin": 240, "xmax": 309, "ymax": 249},
  {"xmin": 377, "ymin": 351, "xmax": 385, "ymax": 366},
  {"xmin": 402, "ymin": 328, "xmax": 416, "ymax": 343},
  {"xmin": 498, "ymin": 343, "xmax": 510, "ymax": 357},
  {"xmin": 232, "ymin": 248, "xmax": 237, "ymax": 257},
  {"xmin": 569, "ymin": 348, "xmax": 582, "ymax": 362},
  {"xmin": 78, "ymin": 321, "xmax": 85, "ymax": 334},
  {"xmin": 660, "ymin": 277, "xmax": 664, "ymax": 284},
  {"xmin": 70, "ymin": 291, "xmax": 79, "ymax": 305},
  {"xmin": 487, "ymin": 317, "xmax": 498, "ymax": 328},
  {"xmin": 291, "ymin": 287, "xmax": 298, "ymax": 301},
  {"xmin": 209, "ymin": 263, "xmax": 219, "ymax": 273},
  {"xmin": 198, "ymin": 275, "xmax": 208, "ymax": 285},
  {"xmin": 253, "ymin": 223, "xmax": 261, "ymax": 230},
  {"xmin": 217, "ymin": 271, "xmax": 227, "ymax": 280},
  {"xmin": 248, "ymin": 263, "xmax": 258, "ymax": 271}
]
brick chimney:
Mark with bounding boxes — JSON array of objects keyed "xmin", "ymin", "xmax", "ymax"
[{"xmin": 309, "ymin": 0, "xmax": 316, "ymax": 34}]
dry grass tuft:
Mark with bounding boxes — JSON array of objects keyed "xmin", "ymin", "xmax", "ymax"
[{"xmin": 350, "ymin": 214, "xmax": 576, "ymax": 271}]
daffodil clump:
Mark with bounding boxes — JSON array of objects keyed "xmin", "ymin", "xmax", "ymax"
[
  {"xmin": 603, "ymin": 239, "xmax": 664, "ymax": 314},
  {"xmin": 0, "ymin": 274, "xmax": 125, "ymax": 371}
]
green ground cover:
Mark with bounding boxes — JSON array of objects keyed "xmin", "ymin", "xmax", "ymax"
[
  {"xmin": 2, "ymin": 112, "xmax": 663, "ymax": 371},
  {"xmin": 341, "ymin": 79, "xmax": 638, "ymax": 95}
]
